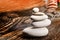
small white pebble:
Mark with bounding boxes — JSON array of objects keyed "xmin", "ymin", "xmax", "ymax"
[{"xmin": 33, "ymin": 8, "xmax": 39, "ymax": 12}]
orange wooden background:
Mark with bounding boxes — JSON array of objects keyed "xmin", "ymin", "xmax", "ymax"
[{"xmin": 0, "ymin": 0, "xmax": 45, "ymax": 12}]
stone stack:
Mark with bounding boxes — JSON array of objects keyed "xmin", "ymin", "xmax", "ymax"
[{"xmin": 23, "ymin": 8, "xmax": 51, "ymax": 37}]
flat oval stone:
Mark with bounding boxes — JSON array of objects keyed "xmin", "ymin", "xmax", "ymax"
[
  {"xmin": 32, "ymin": 19, "xmax": 51, "ymax": 27},
  {"xmin": 23, "ymin": 27, "xmax": 48, "ymax": 37},
  {"xmin": 33, "ymin": 12, "xmax": 45, "ymax": 15},
  {"xmin": 31, "ymin": 15, "xmax": 48, "ymax": 20}
]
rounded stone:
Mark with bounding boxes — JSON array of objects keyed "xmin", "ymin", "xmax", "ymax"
[
  {"xmin": 23, "ymin": 27, "xmax": 48, "ymax": 37},
  {"xmin": 31, "ymin": 14, "xmax": 48, "ymax": 20},
  {"xmin": 31, "ymin": 12, "xmax": 48, "ymax": 20},
  {"xmin": 33, "ymin": 8, "xmax": 39, "ymax": 12},
  {"xmin": 32, "ymin": 19, "xmax": 51, "ymax": 27},
  {"xmin": 32, "ymin": 12, "xmax": 45, "ymax": 15}
]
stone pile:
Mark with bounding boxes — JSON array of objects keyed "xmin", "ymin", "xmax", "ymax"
[{"xmin": 23, "ymin": 8, "xmax": 51, "ymax": 37}]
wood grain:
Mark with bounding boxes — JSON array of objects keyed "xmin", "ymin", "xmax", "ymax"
[
  {"xmin": 0, "ymin": 18, "xmax": 60, "ymax": 40},
  {"xmin": 0, "ymin": 7, "xmax": 60, "ymax": 40}
]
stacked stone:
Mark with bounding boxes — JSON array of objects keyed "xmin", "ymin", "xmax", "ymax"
[{"xmin": 23, "ymin": 8, "xmax": 51, "ymax": 37}]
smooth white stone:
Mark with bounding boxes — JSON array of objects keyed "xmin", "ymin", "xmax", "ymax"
[
  {"xmin": 33, "ymin": 8, "xmax": 39, "ymax": 12},
  {"xmin": 32, "ymin": 19, "xmax": 51, "ymax": 27},
  {"xmin": 31, "ymin": 14, "xmax": 48, "ymax": 20},
  {"xmin": 33, "ymin": 12, "xmax": 45, "ymax": 15},
  {"xmin": 23, "ymin": 27, "xmax": 48, "ymax": 37}
]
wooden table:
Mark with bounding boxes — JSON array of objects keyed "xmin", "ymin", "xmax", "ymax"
[{"xmin": 0, "ymin": 18, "xmax": 60, "ymax": 40}]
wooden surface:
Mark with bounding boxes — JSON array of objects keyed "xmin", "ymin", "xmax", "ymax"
[
  {"xmin": 0, "ymin": 8, "xmax": 60, "ymax": 40},
  {"xmin": 0, "ymin": 18, "xmax": 60, "ymax": 40}
]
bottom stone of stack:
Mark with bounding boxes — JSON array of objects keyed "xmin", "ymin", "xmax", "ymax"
[{"xmin": 23, "ymin": 27, "xmax": 48, "ymax": 37}]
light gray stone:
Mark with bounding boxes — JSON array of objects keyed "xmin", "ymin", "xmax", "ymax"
[
  {"xmin": 23, "ymin": 27, "xmax": 48, "ymax": 37},
  {"xmin": 32, "ymin": 19, "xmax": 51, "ymax": 27},
  {"xmin": 31, "ymin": 14, "xmax": 48, "ymax": 20}
]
